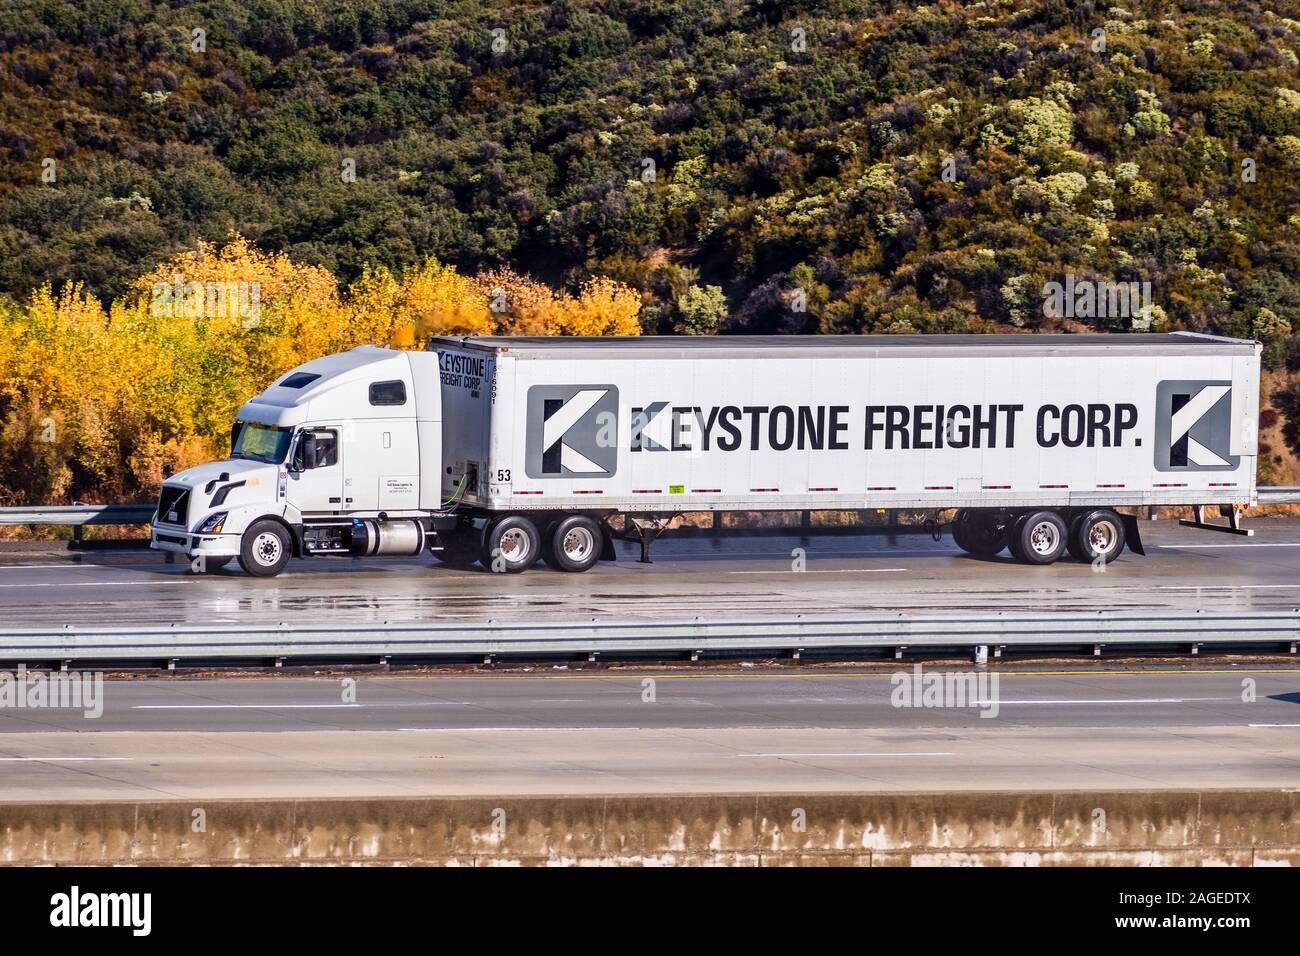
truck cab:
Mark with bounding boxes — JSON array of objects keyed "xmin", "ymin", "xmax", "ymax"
[{"xmin": 151, "ymin": 346, "xmax": 448, "ymax": 575}]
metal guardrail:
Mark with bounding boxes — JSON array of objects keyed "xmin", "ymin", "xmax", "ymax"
[
  {"xmin": 1, "ymin": 611, "xmax": 1296, "ymax": 665},
  {"xmin": 0, "ymin": 504, "xmax": 155, "ymax": 526}
]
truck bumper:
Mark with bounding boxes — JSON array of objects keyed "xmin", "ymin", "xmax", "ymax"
[{"xmin": 150, "ymin": 527, "xmax": 241, "ymax": 559}]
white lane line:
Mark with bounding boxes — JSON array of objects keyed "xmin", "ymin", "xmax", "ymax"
[
  {"xmin": 0, "ymin": 757, "xmax": 131, "ymax": 762},
  {"xmin": 1157, "ymin": 542, "xmax": 1300, "ymax": 549},
  {"xmin": 399, "ymin": 726, "xmax": 645, "ymax": 732},
  {"xmin": 730, "ymin": 752, "xmax": 953, "ymax": 758},
  {"xmin": 973, "ymin": 698, "xmax": 1234, "ymax": 705},
  {"xmin": 0, "ymin": 565, "xmax": 94, "ymax": 570},
  {"xmin": 1248, "ymin": 723, "xmax": 1300, "ymax": 728},
  {"xmin": 728, "ymin": 568, "xmax": 908, "ymax": 575},
  {"xmin": 0, "ymin": 581, "xmax": 181, "ymax": 588},
  {"xmin": 133, "ymin": 704, "xmax": 363, "ymax": 710}
]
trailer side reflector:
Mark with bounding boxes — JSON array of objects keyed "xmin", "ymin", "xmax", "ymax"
[
  {"xmin": 514, "ymin": 490, "xmax": 543, "ymax": 495},
  {"xmin": 925, "ymin": 485, "xmax": 955, "ymax": 490},
  {"xmin": 1098, "ymin": 483, "xmax": 1126, "ymax": 488},
  {"xmin": 632, "ymin": 489, "xmax": 662, "ymax": 494},
  {"xmin": 692, "ymin": 488, "xmax": 722, "ymax": 493},
  {"xmin": 750, "ymin": 487, "xmax": 779, "ymax": 492},
  {"xmin": 1039, "ymin": 483, "xmax": 1069, "ymax": 489},
  {"xmin": 573, "ymin": 489, "xmax": 604, "ymax": 495},
  {"xmin": 1208, "ymin": 482, "xmax": 1237, "ymax": 487},
  {"xmin": 868, "ymin": 486, "xmax": 896, "ymax": 491},
  {"xmin": 1154, "ymin": 482, "xmax": 1188, "ymax": 487},
  {"xmin": 982, "ymin": 485, "xmax": 1011, "ymax": 490},
  {"xmin": 809, "ymin": 487, "xmax": 838, "ymax": 492}
]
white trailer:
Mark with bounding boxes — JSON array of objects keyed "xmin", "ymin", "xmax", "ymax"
[{"xmin": 150, "ymin": 332, "xmax": 1259, "ymax": 576}]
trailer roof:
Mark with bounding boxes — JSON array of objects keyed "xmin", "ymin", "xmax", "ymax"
[{"xmin": 429, "ymin": 332, "xmax": 1258, "ymax": 359}]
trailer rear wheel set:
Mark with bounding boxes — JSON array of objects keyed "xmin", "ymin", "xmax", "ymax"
[
  {"xmin": 951, "ymin": 507, "xmax": 1127, "ymax": 565},
  {"xmin": 433, "ymin": 512, "xmax": 606, "ymax": 574}
]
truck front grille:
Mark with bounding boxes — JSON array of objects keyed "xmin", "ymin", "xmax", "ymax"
[{"xmin": 157, "ymin": 485, "xmax": 190, "ymax": 527}]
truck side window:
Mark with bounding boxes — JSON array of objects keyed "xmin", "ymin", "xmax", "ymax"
[
  {"xmin": 369, "ymin": 381, "xmax": 407, "ymax": 406},
  {"xmin": 311, "ymin": 430, "xmax": 338, "ymax": 467}
]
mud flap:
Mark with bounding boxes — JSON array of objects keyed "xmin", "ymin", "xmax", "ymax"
[
  {"xmin": 1120, "ymin": 513, "xmax": 1145, "ymax": 556},
  {"xmin": 599, "ymin": 521, "xmax": 618, "ymax": 561}
]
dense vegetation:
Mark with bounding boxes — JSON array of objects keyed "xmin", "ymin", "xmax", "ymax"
[{"xmin": 2, "ymin": 0, "xmax": 1300, "ymax": 502}]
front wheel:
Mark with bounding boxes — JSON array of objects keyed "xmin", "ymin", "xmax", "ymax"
[{"xmin": 238, "ymin": 520, "xmax": 292, "ymax": 577}]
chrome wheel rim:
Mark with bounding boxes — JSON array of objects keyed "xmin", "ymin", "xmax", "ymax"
[
  {"xmin": 562, "ymin": 527, "xmax": 595, "ymax": 561},
  {"xmin": 1028, "ymin": 521, "xmax": 1060, "ymax": 556},
  {"xmin": 253, "ymin": 531, "xmax": 282, "ymax": 566},
  {"xmin": 498, "ymin": 528, "xmax": 531, "ymax": 562},
  {"xmin": 1088, "ymin": 520, "xmax": 1118, "ymax": 555}
]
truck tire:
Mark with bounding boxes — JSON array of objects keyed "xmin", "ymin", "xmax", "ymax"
[
  {"xmin": 1013, "ymin": 510, "xmax": 1068, "ymax": 565},
  {"xmin": 955, "ymin": 510, "xmax": 1009, "ymax": 558},
  {"xmin": 950, "ymin": 510, "xmax": 971, "ymax": 552},
  {"xmin": 238, "ymin": 520, "xmax": 292, "ymax": 577},
  {"xmin": 480, "ymin": 515, "xmax": 541, "ymax": 573},
  {"xmin": 1071, "ymin": 509, "xmax": 1126, "ymax": 564},
  {"xmin": 546, "ymin": 514, "xmax": 602, "ymax": 572}
]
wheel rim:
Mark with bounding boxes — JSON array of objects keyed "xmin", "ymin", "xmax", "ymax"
[
  {"xmin": 561, "ymin": 526, "xmax": 595, "ymax": 561},
  {"xmin": 253, "ymin": 531, "xmax": 282, "ymax": 566},
  {"xmin": 1028, "ymin": 521, "xmax": 1060, "ymax": 555},
  {"xmin": 498, "ymin": 528, "xmax": 531, "ymax": 562},
  {"xmin": 1088, "ymin": 519, "xmax": 1118, "ymax": 555}
]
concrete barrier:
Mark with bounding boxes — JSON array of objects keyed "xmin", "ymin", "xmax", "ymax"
[{"xmin": 2, "ymin": 790, "xmax": 1297, "ymax": 865}]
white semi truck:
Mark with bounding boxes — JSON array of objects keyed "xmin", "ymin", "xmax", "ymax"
[{"xmin": 150, "ymin": 333, "xmax": 1260, "ymax": 576}]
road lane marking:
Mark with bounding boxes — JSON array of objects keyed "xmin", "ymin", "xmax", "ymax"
[
  {"xmin": 0, "ymin": 757, "xmax": 131, "ymax": 762},
  {"xmin": 730, "ymin": 752, "xmax": 953, "ymax": 758},
  {"xmin": 727, "ymin": 568, "xmax": 908, "ymax": 575},
  {"xmin": 1156, "ymin": 542, "xmax": 1300, "ymax": 548},
  {"xmin": 133, "ymin": 704, "xmax": 363, "ymax": 710},
  {"xmin": 1248, "ymin": 723, "xmax": 1300, "ymax": 728},
  {"xmin": 399, "ymin": 726, "xmax": 645, "ymax": 732},
  {"xmin": 973, "ymin": 697, "xmax": 1235, "ymax": 705}
]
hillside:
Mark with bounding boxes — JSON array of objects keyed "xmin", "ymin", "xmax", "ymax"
[{"xmin": 2, "ymin": 0, "xmax": 1300, "ymax": 501}]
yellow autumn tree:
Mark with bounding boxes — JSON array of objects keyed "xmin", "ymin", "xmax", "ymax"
[{"xmin": 0, "ymin": 235, "xmax": 641, "ymax": 509}]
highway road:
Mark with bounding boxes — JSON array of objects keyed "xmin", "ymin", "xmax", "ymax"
[
  {"xmin": 5, "ymin": 517, "xmax": 1300, "ymax": 628},
  {"xmin": 0, "ymin": 668, "xmax": 1296, "ymax": 799}
]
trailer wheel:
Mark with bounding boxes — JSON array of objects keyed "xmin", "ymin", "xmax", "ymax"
[
  {"xmin": 480, "ymin": 515, "xmax": 541, "ymax": 573},
  {"xmin": 1072, "ymin": 509, "xmax": 1126, "ymax": 565},
  {"xmin": 1013, "ymin": 510, "xmax": 1068, "ymax": 565},
  {"xmin": 950, "ymin": 510, "xmax": 971, "ymax": 552},
  {"xmin": 546, "ymin": 515, "xmax": 602, "ymax": 572},
  {"xmin": 954, "ymin": 510, "xmax": 1010, "ymax": 558},
  {"xmin": 238, "ymin": 520, "xmax": 291, "ymax": 577}
]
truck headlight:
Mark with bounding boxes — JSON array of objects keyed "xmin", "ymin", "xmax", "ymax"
[{"xmin": 196, "ymin": 512, "xmax": 228, "ymax": 534}]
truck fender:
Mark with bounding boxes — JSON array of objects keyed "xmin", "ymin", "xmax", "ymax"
[{"xmin": 1120, "ymin": 513, "xmax": 1145, "ymax": 556}]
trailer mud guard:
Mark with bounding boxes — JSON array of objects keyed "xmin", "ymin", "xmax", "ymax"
[{"xmin": 1120, "ymin": 513, "xmax": 1145, "ymax": 556}]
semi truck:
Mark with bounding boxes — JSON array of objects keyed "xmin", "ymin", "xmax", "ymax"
[{"xmin": 150, "ymin": 332, "xmax": 1260, "ymax": 576}]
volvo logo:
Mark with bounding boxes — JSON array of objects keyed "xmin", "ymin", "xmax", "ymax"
[
  {"xmin": 1154, "ymin": 380, "xmax": 1238, "ymax": 471},
  {"xmin": 525, "ymin": 385, "xmax": 619, "ymax": 478}
]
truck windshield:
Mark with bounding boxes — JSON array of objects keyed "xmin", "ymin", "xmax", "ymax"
[{"xmin": 231, "ymin": 422, "xmax": 294, "ymax": 464}]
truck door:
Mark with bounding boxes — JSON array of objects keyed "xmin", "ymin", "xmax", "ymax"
[{"xmin": 286, "ymin": 427, "xmax": 344, "ymax": 513}]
